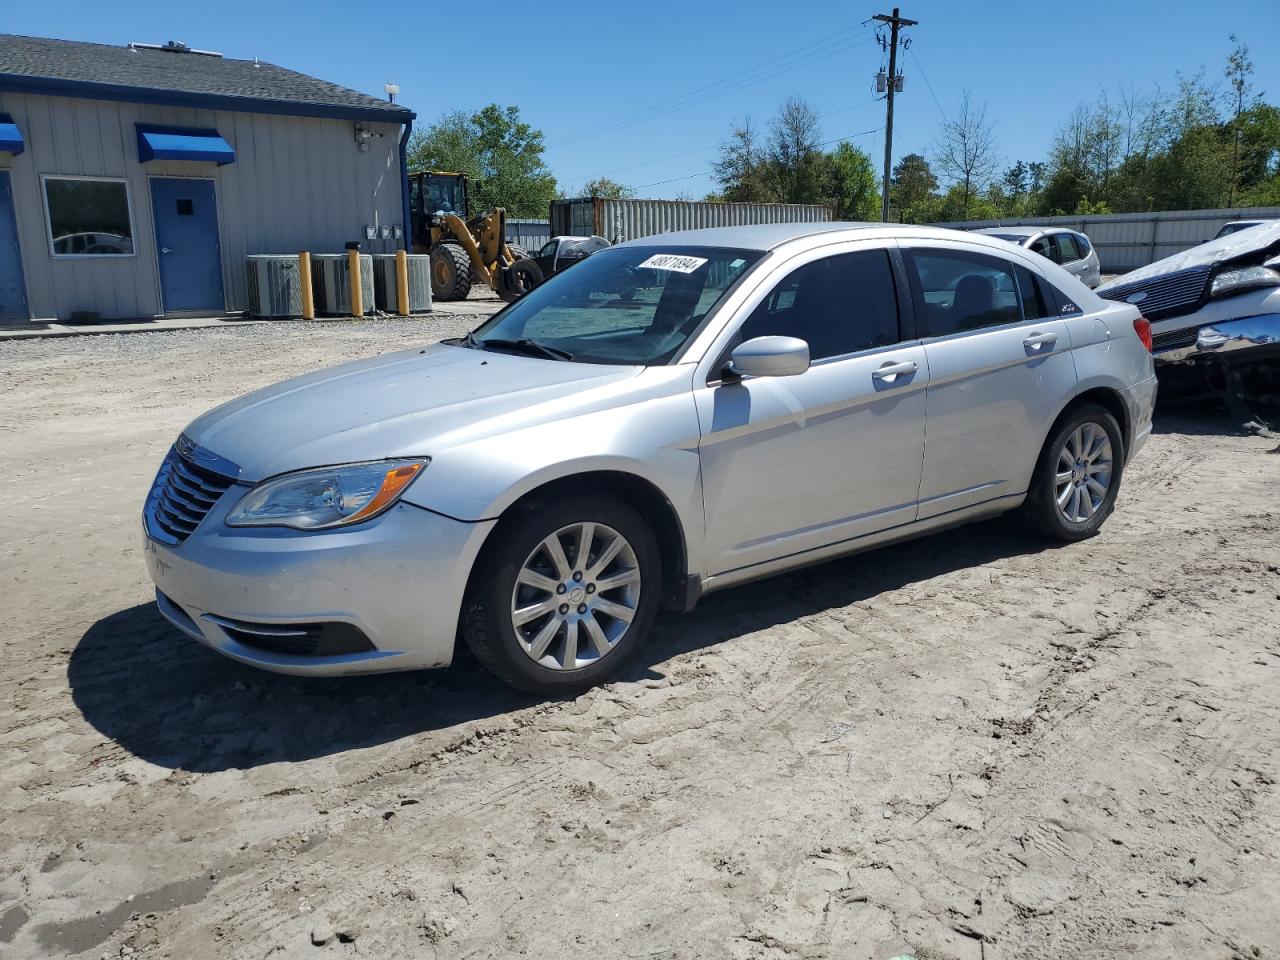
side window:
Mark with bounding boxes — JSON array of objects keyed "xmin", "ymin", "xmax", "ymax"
[
  {"xmin": 1015, "ymin": 266, "xmax": 1051, "ymax": 320},
  {"xmin": 1074, "ymin": 233, "xmax": 1092, "ymax": 256},
  {"xmin": 538, "ymin": 240, "xmax": 558, "ymax": 258},
  {"xmin": 1056, "ymin": 233, "xmax": 1082, "ymax": 262},
  {"xmin": 906, "ymin": 249, "xmax": 1023, "ymax": 336},
  {"xmin": 1028, "ymin": 236, "xmax": 1053, "ymax": 260},
  {"xmin": 739, "ymin": 250, "xmax": 900, "ymax": 361},
  {"xmin": 1042, "ymin": 279, "xmax": 1082, "ymax": 317}
]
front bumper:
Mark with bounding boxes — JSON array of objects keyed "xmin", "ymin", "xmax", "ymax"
[
  {"xmin": 1156, "ymin": 313, "xmax": 1280, "ymax": 364},
  {"xmin": 143, "ymin": 494, "xmax": 496, "ymax": 677}
]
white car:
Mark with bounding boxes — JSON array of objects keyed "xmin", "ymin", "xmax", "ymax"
[
  {"xmin": 144, "ymin": 223, "xmax": 1156, "ymax": 694},
  {"xmin": 973, "ymin": 227, "xmax": 1102, "ymax": 288},
  {"xmin": 1096, "ymin": 221, "xmax": 1280, "ymax": 411}
]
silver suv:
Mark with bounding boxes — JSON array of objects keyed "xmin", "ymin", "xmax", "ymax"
[
  {"xmin": 143, "ymin": 224, "xmax": 1156, "ymax": 694},
  {"xmin": 974, "ymin": 227, "xmax": 1103, "ymax": 288}
]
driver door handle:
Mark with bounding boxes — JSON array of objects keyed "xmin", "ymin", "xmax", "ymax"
[
  {"xmin": 871, "ymin": 360, "xmax": 918, "ymax": 383},
  {"xmin": 161, "ymin": 247, "xmax": 174, "ymax": 254}
]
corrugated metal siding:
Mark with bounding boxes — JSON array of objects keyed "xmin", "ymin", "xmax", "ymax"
[
  {"xmin": 932, "ymin": 207, "xmax": 1280, "ymax": 272},
  {"xmin": 0, "ymin": 91, "xmax": 405, "ymax": 320},
  {"xmin": 550, "ymin": 198, "xmax": 834, "ymax": 242},
  {"xmin": 505, "ymin": 218, "xmax": 550, "ymax": 252}
]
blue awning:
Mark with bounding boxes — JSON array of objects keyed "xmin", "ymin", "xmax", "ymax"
[
  {"xmin": 136, "ymin": 124, "xmax": 234, "ymax": 165},
  {"xmin": 0, "ymin": 114, "xmax": 23, "ymax": 155}
]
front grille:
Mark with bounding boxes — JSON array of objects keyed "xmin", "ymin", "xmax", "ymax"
[
  {"xmin": 1097, "ymin": 265, "xmax": 1212, "ymax": 319},
  {"xmin": 1152, "ymin": 327, "xmax": 1199, "ymax": 353},
  {"xmin": 202, "ymin": 614, "xmax": 376, "ymax": 657},
  {"xmin": 145, "ymin": 444, "xmax": 238, "ymax": 545}
]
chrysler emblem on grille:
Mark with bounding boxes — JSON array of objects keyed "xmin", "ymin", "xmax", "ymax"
[{"xmin": 175, "ymin": 434, "xmax": 242, "ymax": 478}]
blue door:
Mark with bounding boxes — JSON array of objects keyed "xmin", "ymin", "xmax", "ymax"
[
  {"xmin": 0, "ymin": 172, "xmax": 27, "ymax": 320},
  {"xmin": 151, "ymin": 178, "xmax": 224, "ymax": 312}
]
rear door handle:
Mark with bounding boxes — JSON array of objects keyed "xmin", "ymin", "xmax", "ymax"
[
  {"xmin": 1023, "ymin": 332, "xmax": 1057, "ymax": 352},
  {"xmin": 161, "ymin": 247, "xmax": 174, "ymax": 254},
  {"xmin": 871, "ymin": 360, "xmax": 919, "ymax": 383}
]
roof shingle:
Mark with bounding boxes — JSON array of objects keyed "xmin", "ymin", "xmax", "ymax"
[{"xmin": 0, "ymin": 34, "xmax": 412, "ymax": 120}]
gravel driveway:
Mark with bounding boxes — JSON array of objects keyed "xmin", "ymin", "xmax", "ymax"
[{"xmin": 1, "ymin": 316, "xmax": 1278, "ymax": 960}]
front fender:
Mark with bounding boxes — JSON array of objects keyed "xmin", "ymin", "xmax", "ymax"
[{"xmin": 400, "ymin": 366, "xmax": 707, "ymax": 571}]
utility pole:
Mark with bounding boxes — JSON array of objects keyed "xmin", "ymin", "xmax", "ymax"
[{"xmin": 873, "ymin": 7, "xmax": 916, "ymax": 222}]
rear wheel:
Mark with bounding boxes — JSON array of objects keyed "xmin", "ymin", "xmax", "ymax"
[
  {"xmin": 461, "ymin": 494, "xmax": 661, "ymax": 695},
  {"xmin": 430, "ymin": 244, "xmax": 472, "ymax": 301},
  {"xmin": 1024, "ymin": 403, "xmax": 1124, "ymax": 542}
]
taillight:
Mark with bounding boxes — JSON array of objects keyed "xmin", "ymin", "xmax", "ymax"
[{"xmin": 1133, "ymin": 316, "xmax": 1153, "ymax": 352}]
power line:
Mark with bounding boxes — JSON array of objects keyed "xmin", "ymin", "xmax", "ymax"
[
  {"xmin": 550, "ymin": 27, "xmax": 876, "ymax": 147},
  {"xmin": 907, "ymin": 46, "xmax": 947, "ymax": 121},
  {"xmin": 560, "ymin": 97, "xmax": 883, "ymax": 188}
]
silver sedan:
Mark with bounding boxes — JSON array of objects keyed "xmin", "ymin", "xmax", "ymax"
[
  {"xmin": 143, "ymin": 223, "xmax": 1157, "ymax": 694},
  {"xmin": 974, "ymin": 226, "xmax": 1103, "ymax": 288}
]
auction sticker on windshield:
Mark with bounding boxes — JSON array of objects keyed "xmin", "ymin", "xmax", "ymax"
[{"xmin": 636, "ymin": 254, "xmax": 708, "ymax": 273}]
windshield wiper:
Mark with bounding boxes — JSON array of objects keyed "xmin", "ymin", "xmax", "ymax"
[{"xmin": 472, "ymin": 336, "xmax": 574, "ymax": 362}]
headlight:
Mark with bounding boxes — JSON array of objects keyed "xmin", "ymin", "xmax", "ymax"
[
  {"xmin": 225, "ymin": 459, "xmax": 427, "ymax": 530},
  {"xmin": 1210, "ymin": 265, "xmax": 1280, "ymax": 298}
]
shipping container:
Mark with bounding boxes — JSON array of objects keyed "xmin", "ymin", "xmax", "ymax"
[
  {"xmin": 550, "ymin": 198, "xmax": 834, "ymax": 244},
  {"xmin": 933, "ymin": 206, "xmax": 1280, "ymax": 273},
  {"xmin": 505, "ymin": 218, "xmax": 551, "ymax": 253}
]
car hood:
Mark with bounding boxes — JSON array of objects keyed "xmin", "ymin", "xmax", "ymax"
[
  {"xmin": 1098, "ymin": 220, "xmax": 1280, "ymax": 293},
  {"xmin": 183, "ymin": 343, "xmax": 643, "ymax": 481}
]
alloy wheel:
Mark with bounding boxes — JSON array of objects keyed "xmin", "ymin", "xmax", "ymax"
[
  {"xmin": 1054, "ymin": 421, "xmax": 1114, "ymax": 523},
  {"xmin": 510, "ymin": 522, "xmax": 641, "ymax": 670}
]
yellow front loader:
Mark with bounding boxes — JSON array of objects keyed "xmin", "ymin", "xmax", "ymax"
[{"xmin": 408, "ymin": 171, "xmax": 542, "ymax": 302}]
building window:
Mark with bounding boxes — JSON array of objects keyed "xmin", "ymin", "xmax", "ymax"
[{"xmin": 43, "ymin": 176, "xmax": 135, "ymax": 257}]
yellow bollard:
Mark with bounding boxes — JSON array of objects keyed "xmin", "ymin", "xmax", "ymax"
[
  {"xmin": 395, "ymin": 249, "xmax": 410, "ymax": 317},
  {"xmin": 298, "ymin": 251, "xmax": 314, "ymax": 320},
  {"xmin": 347, "ymin": 248, "xmax": 363, "ymax": 318}
]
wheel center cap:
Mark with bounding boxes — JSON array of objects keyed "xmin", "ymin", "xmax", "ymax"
[{"xmin": 569, "ymin": 586, "xmax": 586, "ymax": 604}]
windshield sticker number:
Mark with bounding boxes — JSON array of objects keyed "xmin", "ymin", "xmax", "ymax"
[{"xmin": 637, "ymin": 254, "xmax": 708, "ymax": 273}]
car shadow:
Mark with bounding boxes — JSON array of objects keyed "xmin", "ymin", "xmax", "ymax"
[{"xmin": 69, "ymin": 516, "xmax": 1053, "ymax": 773}]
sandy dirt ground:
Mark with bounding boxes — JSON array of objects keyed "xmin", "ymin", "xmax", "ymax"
[{"xmin": 1, "ymin": 313, "xmax": 1278, "ymax": 960}]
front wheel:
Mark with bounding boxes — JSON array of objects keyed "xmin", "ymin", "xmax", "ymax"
[
  {"xmin": 1024, "ymin": 403, "xmax": 1124, "ymax": 542},
  {"xmin": 461, "ymin": 494, "xmax": 661, "ymax": 694}
]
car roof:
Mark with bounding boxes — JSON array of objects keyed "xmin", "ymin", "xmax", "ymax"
[
  {"xmin": 972, "ymin": 226, "xmax": 1050, "ymax": 238},
  {"xmin": 613, "ymin": 221, "xmax": 1035, "ymax": 253}
]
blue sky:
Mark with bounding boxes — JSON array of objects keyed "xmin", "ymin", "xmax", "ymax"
[{"xmin": 8, "ymin": 1, "xmax": 1279, "ymax": 200}]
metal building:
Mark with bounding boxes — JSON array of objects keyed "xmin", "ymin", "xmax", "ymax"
[{"xmin": 0, "ymin": 34, "xmax": 415, "ymax": 322}]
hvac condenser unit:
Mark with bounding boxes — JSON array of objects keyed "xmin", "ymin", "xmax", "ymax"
[
  {"xmin": 311, "ymin": 254, "xmax": 375, "ymax": 315},
  {"xmin": 372, "ymin": 254, "xmax": 433, "ymax": 313},
  {"xmin": 245, "ymin": 255, "xmax": 303, "ymax": 318}
]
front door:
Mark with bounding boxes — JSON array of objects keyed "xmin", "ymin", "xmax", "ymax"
[
  {"xmin": 695, "ymin": 247, "xmax": 928, "ymax": 576},
  {"xmin": 151, "ymin": 178, "xmax": 223, "ymax": 313},
  {"xmin": 0, "ymin": 172, "xmax": 27, "ymax": 320}
]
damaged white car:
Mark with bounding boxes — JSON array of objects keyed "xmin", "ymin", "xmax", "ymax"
[{"xmin": 1096, "ymin": 221, "xmax": 1280, "ymax": 419}]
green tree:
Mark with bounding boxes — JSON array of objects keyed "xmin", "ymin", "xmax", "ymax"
[
  {"xmin": 890, "ymin": 153, "xmax": 938, "ymax": 221},
  {"xmin": 712, "ymin": 117, "xmax": 771, "ymax": 202},
  {"xmin": 580, "ymin": 177, "xmax": 635, "ymax": 199},
  {"xmin": 408, "ymin": 104, "xmax": 557, "ymax": 218},
  {"xmin": 824, "ymin": 142, "xmax": 881, "ymax": 220}
]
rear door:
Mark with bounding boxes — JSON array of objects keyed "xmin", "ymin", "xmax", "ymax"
[
  {"xmin": 902, "ymin": 242, "xmax": 1077, "ymax": 518},
  {"xmin": 694, "ymin": 244, "xmax": 928, "ymax": 575}
]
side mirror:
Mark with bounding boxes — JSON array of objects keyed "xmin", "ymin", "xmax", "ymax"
[{"xmin": 727, "ymin": 336, "xmax": 810, "ymax": 379}]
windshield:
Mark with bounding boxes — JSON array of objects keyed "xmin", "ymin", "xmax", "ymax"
[{"xmin": 470, "ymin": 245, "xmax": 764, "ymax": 364}]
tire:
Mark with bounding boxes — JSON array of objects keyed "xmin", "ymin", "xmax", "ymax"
[
  {"xmin": 461, "ymin": 493, "xmax": 662, "ymax": 695},
  {"xmin": 1024, "ymin": 403, "xmax": 1125, "ymax": 542},
  {"xmin": 430, "ymin": 244, "xmax": 472, "ymax": 301},
  {"xmin": 507, "ymin": 243, "xmax": 530, "ymax": 261},
  {"xmin": 496, "ymin": 259, "xmax": 544, "ymax": 302}
]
